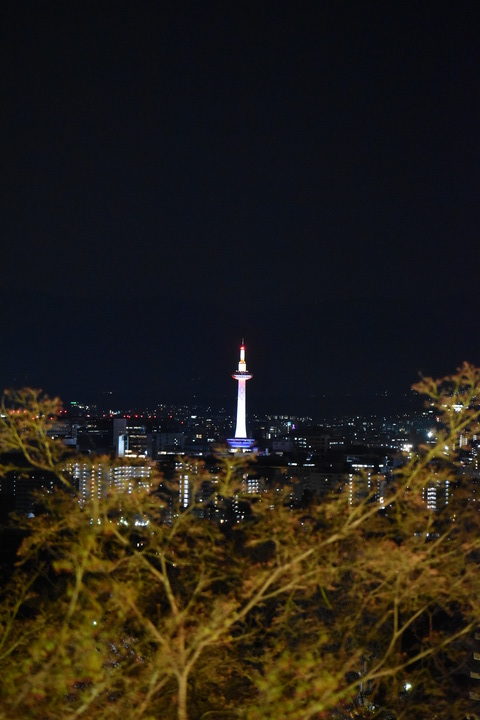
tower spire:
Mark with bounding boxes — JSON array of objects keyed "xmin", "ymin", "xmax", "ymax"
[{"xmin": 238, "ymin": 341, "xmax": 247, "ymax": 371}]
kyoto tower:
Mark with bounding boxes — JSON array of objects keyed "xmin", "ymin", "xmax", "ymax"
[{"xmin": 227, "ymin": 340, "xmax": 255, "ymax": 451}]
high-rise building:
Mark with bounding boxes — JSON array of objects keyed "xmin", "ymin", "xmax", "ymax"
[
  {"xmin": 0, "ymin": 459, "xmax": 57, "ymax": 519},
  {"xmin": 227, "ymin": 341, "xmax": 255, "ymax": 452},
  {"xmin": 113, "ymin": 418, "xmax": 151, "ymax": 458},
  {"xmin": 68, "ymin": 461, "xmax": 152, "ymax": 501}
]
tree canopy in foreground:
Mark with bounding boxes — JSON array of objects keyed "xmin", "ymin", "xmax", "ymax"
[{"xmin": 1, "ymin": 366, "xmax": 480, "ymax": 719}]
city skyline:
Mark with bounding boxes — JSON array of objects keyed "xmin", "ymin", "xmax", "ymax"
[{"xmin": 0, "ymin": 331, "xmax": 437, "ymax": 420}]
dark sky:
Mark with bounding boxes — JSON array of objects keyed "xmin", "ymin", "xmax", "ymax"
[{"xmin": 1, "ymin": 2, "xmax": 479, "ymax": 414}]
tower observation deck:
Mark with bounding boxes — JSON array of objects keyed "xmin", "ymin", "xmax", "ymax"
[{"xmin": 227, "ymin": 341, "xmax": 255, "ymax": 451}]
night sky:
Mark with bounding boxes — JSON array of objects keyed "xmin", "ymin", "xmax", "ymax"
[{"xmin": 2, "ymin": 2, "xmax": 480, "ymax": 415}]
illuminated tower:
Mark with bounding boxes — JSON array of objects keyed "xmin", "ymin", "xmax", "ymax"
[{"xmin": 227, "ymin": 340, "xmax": 255, "ymax": 451}]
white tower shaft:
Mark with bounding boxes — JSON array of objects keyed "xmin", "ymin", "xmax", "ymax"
[
  {"xmin": 235, "ymin": 379, "xmax": 248, "ymax": 438},
  {"xmin": 232, "ymin": 341, "xmax": 252, "ymax": 440}
]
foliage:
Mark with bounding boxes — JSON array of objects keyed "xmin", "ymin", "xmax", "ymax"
[
  {"xmin": 1, "ymin": 367, "xmax": 480, "ymax": 719},
  {"xmin": 0, "ymin": 388, "xmax": 68, "ymax": 480}
]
